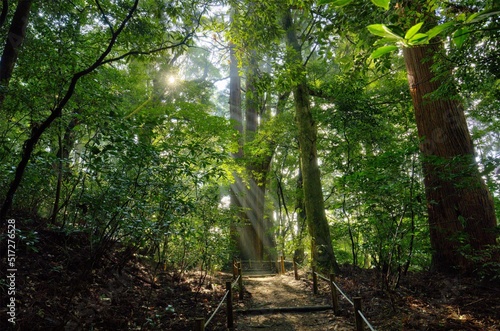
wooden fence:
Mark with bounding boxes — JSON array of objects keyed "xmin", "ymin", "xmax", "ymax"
[
  {"xmin": 301, "ymin": 260, "xmax": 376, "ymax": 331},
  {"xmin": 193, "ymin": 258, "xmax": 376, "ymax": 331},
  {"xmin": 194, "ymin": 262, "xmax": 243, "ymax": 331}
]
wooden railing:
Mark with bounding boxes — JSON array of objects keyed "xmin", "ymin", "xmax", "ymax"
[
  {"xmin": 296, "ymin": 260, "xmax": 377, "ymax": 331},
  {"xmin": 193, "ymin": 262, "xmax": 243, "ymax": 331},
  {"xmin": 194, "ymin": 258, "xmax": 377, "ymax": 331}
]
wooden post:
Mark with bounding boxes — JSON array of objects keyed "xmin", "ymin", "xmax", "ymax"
[
  {"xmin": 354, "ymin": 297, "xmax": 363, "ymax": 331},
  {"xmin": 293, "ymin": 259, "xmax": 299, "ymax": 280},
  {"xmin": 329, "ymin": 273, "xmax": 339, "ymax": 315},
  {"xmin": 226, "ymin": 281, "xmax": 234, "ymax": 329},
  {"xmin": 312, "ymin": 266, "xmax": 318, "ymax": 294},
  {"xmin": 232, "ymin": 259, "xmax": 237, "ymax": 279},
  {"xmin": 194, "ymin": 317, "xmax": 205, "ymax": 331},
  {"xmin": 237, "ymin": 262, "xmax": 243, "ymax": 300},
  {"xmin": 280, "ymin": 255, "xmax": 285, "ymax": 274}
]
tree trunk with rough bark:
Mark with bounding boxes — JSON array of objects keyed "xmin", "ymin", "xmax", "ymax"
[
  {"xmin": 244, "ymin": 53, "xmax": 266, "ymax": 261},
  {"xmin": 403, "ymin": 44, "xmax": 498, "ymax": 273},
  {"xmin": 228, "ymin": 41, "xmax": 247, "ymax": 259}
]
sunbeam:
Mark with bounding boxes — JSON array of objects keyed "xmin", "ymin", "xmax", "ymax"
[{"xmin": 230, "ymin": 176, "xmax": 275, "ymax": 262}]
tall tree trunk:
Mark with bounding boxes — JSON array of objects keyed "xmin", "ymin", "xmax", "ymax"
[
  {"xmin": 0, "ymin": 0, "xmax": 33, "ymax": 107},
  {"xmin": 403, "ymin": 44, "xmax": 498, "ymax": 273},
  {"xmin": 244, "ymin": 52, "xmax": 265, "ymax": 261},
  {"xmin": 283, "ymin": 8, "xmax": 339, "ymax": 273},
  {"xmin": 228, "ymin": 41, "xmax": 247, "ymax": 258}
]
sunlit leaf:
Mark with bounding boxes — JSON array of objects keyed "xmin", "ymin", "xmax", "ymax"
[
  {"xmin": 370, "ymin": 0, "xmax": 390, "ymax": 10},
  {"xmin": 404, "ymin": 22, "xmax": 424, "ymax": 40},
  {"xmin": 453, "ymin": 27, "xmax": 470, "ymax": 48},
  {"xmin": 408, "ymin": 33, "xmax": 429, "ymax": 45},
  {"xmin": 456, "ymin": 13, "xmax": 467, "ymax": 22},
  {"xmin": 318, "ymin": 0, "xmax": 354, "ymax": 6},
  {"xmin": 367, "ymin": 24, "xmax": 404, "ymax": 42},
  {"xmin": 466, "ymin": 9, "xmax": 500, "ymax": 23},
  {"xmin": 370, "ymin": 45, "xmax": 398, "ymax": 58},
  {"xmin": 425, "ymin": 22, "xmax": 455, "ymax": 40},
  {"xmin": 465, "ymin": 12, "xmax": 480, "ymax": 23}
]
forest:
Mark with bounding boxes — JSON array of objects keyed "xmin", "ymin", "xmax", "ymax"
[{"xmin": 0, "ymin": 0, "xmax": 499, "ymax": 330}]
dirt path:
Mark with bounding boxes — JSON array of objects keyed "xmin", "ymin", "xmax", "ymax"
[{"xmin": 234, "ymin": 273, "xmax": 353, "ymax": 331}]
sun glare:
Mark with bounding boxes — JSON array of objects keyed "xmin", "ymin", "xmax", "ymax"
[{"xmin": 167, "ymin": 75, "xmax": 177, "ymax": 85}]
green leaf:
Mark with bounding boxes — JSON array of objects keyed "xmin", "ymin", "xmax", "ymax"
[
  {"xmin": 404, "ymin": 22, "xmax": 424, "ymax": 40},
  {"xmin": 318, "ymin": 0, "xmax": 354, "ymax": 6},
  {"xmin": 465, "ymin": 12, "xmax": 480, "ymax": 23},
  {"xmin": 370, "ymin": 45, "xmax": 398, "ymax": 58},
  {"xmin": 425, "ymin": 22, "xmax": 455, "ymax": 40},
  {"xmin": 367, "ymin": 24, "xmax": 404, "ymax": 42},
  {"xmin": 370, "ymin": 0, "xmax": 390, "ymax": 10},
  {"xmin": 408, "ymin": 33, "xmax": 429, "ymax": 45},
  {"xmin": 466, "ymin": 9, "xmax": 500, "ymax": 23},
  {"xmin": 456, "ymin": 13, "xmax": 467, "ymax": 22},
  {"xmin": 453, "ymin": 27, "xmax": 470, "ymax": 48}
]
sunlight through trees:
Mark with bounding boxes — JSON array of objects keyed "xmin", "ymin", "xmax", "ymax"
[{"xmin": 0, "ymin": 0, "xmax": 498, "ymax": 286}]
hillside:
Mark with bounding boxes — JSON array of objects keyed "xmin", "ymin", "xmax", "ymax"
[{"xmin": 2, "ymin": 218, "xmax": 499, "ymax": 330}]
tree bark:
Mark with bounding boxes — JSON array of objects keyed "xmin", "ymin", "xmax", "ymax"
[
  {"xmin": 236, "ymin": 50, "xmax": 277, "ymax": 262},
  {"xmin": 244, "ymin": 52, "xmax": 266, "ymax": 261},
  {"xmin": 283, "ymin": 8, "xmax": 339, "ymax": 273},
  {"xmin": 228, "ymin": 40, "xmax": 247, "ymax": 258},
  {"xmin": 0, "ymin": 0, "xmax": 33, "ymax": 106},
  {"xmin": 403, "ymin": 44, "xmax": 498, "ymax": 273}
]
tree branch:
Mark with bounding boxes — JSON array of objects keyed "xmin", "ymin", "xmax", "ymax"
[
  {"xmin": 101, "ymin": 32, "xmax": 194, "ymax": 65},
  {"xmin": 307, "ymin": 84, "xmax": 336, "ymax": 102},
  {"xmin": 95, "ymin": 0, "xmax": 114, "ymax": 34},
  {"xmin": 1, "ymin": 0, "xmax": 141, "ymax": 222}
]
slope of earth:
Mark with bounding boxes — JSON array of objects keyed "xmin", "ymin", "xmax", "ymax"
[
  {"xmin": 0, "ymin": 218, "xmax": 231, "ymax": 331},
  {"xmin": 318, "ymin": 265, "xmax": 500, "ymax": 330},
  {"xmin": 1, "ymin": 217, "xmax": 499, "ymax": 330}
]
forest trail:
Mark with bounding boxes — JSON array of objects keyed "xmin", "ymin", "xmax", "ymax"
[{"xmin": 234, "ymin": 274, "xmax": 353, "ymax": 331}]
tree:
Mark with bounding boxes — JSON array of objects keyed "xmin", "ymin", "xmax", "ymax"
[
  {"xmin": 242, "ymin": 51, "xmax": 274, "ymax": 261},
  {"xmin": 228, "ymin": 0, "xmax": 343, "ymax": 272},
  {"xmin": 366, "ymin": 0, "xmax": 499, "ymax": 273},
  {"xmin": 403, "ymin": 42, "xmax": 497, "ymax": 273},
  {"xmin": 302, "ymin": 32, "xmax": 428, "ymax": 284},
  {"xmin": 227, "ymin": 34, "xmax": 249, "ymax": 258},
  {"xmin": 226, "ymin": 2, "xmax": 284, "ymax": 262},
  {"xmin": 282, "ymin": 7, "xmax": 339, "ymax": 273},
  {"xmin": 0, "ymin": 0, "xmax": 198, "ymax": 223}
]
